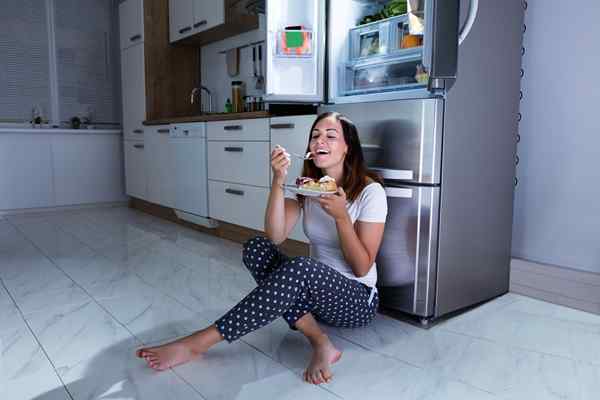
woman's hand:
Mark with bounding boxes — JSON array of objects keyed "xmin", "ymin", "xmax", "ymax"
[
  {"xmin": 271, "ymin": 145, "xmax": 291, "ymax": 186},
  {"xmin": 318, "ymin": 187, "xmax": 349, "ymax": 222}
]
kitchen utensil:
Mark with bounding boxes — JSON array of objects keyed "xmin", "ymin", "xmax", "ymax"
[
  {"xmin": 256, "ymin": 44, "xmax": 265, "ymax": 90},
  {"xmin": 292, "ymin": 152, "xmax": 313, "ymax": 160},
  {"xmin": 226, "ymin": 47, "xmax": 239, "ymax": 77},
  {"xmin": 252, "ymin": 46, "xmax": 258, "ymax": 78}
]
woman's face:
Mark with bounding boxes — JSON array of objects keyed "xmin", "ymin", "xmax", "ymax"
[{"xmin": 309, "ymin": 117, "xmax": 348, "ymax": 170}]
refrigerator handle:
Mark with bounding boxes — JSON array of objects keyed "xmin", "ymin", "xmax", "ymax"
[
  {"xmin": 384, "ymin": 187, "xmax": 413, "ymax": 199},
  {"xmin": 427, "ymin": 0, "xmax": 460, "ymax": 92}
]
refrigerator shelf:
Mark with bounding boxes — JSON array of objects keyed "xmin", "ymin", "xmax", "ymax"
[{"xmin": 345, "ymin": 46, "xmax": 423, "ymax": 68}]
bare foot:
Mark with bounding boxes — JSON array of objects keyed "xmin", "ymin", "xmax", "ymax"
[
  {"xmin": 303, "ymin": 334, "xmax": 342, "ymax": 385},
  {"xmin": 136, "ymin": 326, "xmax": 222, "ymax": 371}
]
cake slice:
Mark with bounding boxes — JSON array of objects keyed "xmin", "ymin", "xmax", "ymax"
[{"xmin": 295, "ymin": 176, "xmax": 337, "ymax": 192}]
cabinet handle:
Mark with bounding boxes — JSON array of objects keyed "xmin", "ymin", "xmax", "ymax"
[
  {"xmin": 224, "ymin": 146, "xmax": 244, "ymax": 152},
  {"xmin": 129, "ymin": 34, "xmax": 141, "ymax": 42},
  {"xmin": 179, "ymin": 26, "xmax": 192, "ymax": 34},
  {"xmin": 133, "ymin": 129, "xmax": 144, "ymax": 134},
  {"xmin": 270, "ymin": 123, "xmax": 295, "ymax": 129},
  {"xmin": 225, "ymin": 188, "xmax": 245, "ymax": 196},
  {"xmin": 223, "ymin": 125, "xmax": 243, "ymax": 131},
  {"xmin": 157, "ymin": 129, "xmax": 169, "ymax": 133},
  {"xmin": 193, "ymin": 20, "xmax": 207, "ymax": 28},
  {"xmin": 133, "ymin": 144, "xmax": 145, "ymax": 149}
]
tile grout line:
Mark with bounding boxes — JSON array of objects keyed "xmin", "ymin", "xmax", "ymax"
[
  {"xmin": 6, "ymin": 213, "xmax": 212, "ymax": 400},
  {"xmin": 0, "ymin": 276, "xmax": 75, "ymax": 400}
]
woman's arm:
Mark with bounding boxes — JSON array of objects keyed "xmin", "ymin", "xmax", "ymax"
[
  {"xmin": 264, "ymin": 182, "xmax": 301, "ymax": 244},
  {"xmin": 335, "ymin": 217, "xmax": 384, "ymax": 277},
  {"xmin": 264, "ymin": 146, "xmax": 301, "ymax": 244},
  {"xmin": 318, "ymin": 186, "xmax": 385, "ymax": 277}
]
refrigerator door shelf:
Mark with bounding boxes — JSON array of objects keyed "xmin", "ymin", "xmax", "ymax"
[
  {"xmin": 376, "ymin": 184, "xmax": 440, "ymax": 317},
  {"xmin": 275, "ymin": 30, "xmax": 313, "ymax": 58}
]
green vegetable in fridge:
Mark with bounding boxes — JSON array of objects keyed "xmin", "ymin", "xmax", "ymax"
[{"xmin": 359, "ymin": 0, "xmax": 408, "ymax": 25}]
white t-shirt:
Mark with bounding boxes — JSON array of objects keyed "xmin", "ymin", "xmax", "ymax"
[{"xmin": 288, "ymin": 182, "xmax": 388, "ymax": 288}]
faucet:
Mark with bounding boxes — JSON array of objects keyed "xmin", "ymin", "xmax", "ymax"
[{"xmin": 190, "ymin": 86, "xmax": 213, "ymax": 114}]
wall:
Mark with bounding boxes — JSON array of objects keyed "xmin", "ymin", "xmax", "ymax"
[
  {"xmin": 200, "ymin": 15, "xmax": 266, "ymax": 112},
  {"xmin": 512, "ymin": 0, "xmax": 600, "ymax": 274}
]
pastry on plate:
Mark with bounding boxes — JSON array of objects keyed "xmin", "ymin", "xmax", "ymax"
[{"xmin": 295, "ymin": 175, "xmax": 337, "ymax": 192}]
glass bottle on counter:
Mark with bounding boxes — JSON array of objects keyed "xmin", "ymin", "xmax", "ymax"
[{"xmin": 231, "ymin": 81, "xmax": 245, "ymax": 113}]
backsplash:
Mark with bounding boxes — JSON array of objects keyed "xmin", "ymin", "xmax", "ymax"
[{"xmin": 200, "ymin": 15, "xmax": 267, "ymax": 113}]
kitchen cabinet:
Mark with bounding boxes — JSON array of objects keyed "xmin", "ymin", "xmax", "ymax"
[
  {"xmin": 269, "ymin": 115, "xmax": 315, "ymax": 187},
  {"xmin": 170, "ymin": 123, "xmax": 208, "ymax": 217},
  {"xmin": 270, "ymin": 115, "xmax": 315, "ymax": 243},
  {"xmin": 121, "ymin": 42, "xmax": 146, "ymax": 140},
  {"xmin": 146, "ymin": 126, "xmax": 175, "ymax": 208},
  {"xmin": 207, "ymin": 141, "xmax": 270, "ymax": 187},
  {"xmin": 119, "ymin": 0, "xmax": 198, "ymax": 123},
  {"xmin": 169, "ymin": 0, "xmax": 194, "ymax": 43},
  {"xmin": 170, "ymin": 0, "xmax": 257, "ymax": 46},
  {"xmin": 206, "ymin": 118, "xmax": 270, "ymax": 141},
  {"xmin": 52, "ymin": 135, "xmax": 125, "ymax": 206},
  {"xmin": 169, "ymin": 0, "xmax": 224, "ymax": 43},
  {"xmin": 119, "ymin": 0, "xmax": 144, "ymax": 50},
  {"xmin": 192, "ymin": 0, "xmax": 224, "ymax": 33},
  {"xmin": 124, "ymin": 140, "xmax": 148, "ymax": 200},
  {"xmin": 208, "ymin": 180, "xmax": 269, "ymax": 232},
  {"xmin": 0, "ymin": 135, "xmax": 53, "ymax": 210}
]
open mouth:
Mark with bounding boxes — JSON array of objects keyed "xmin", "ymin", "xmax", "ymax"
[{"xmin": 315, "ymin": 149, "xmax": 330, "ymax": 155}]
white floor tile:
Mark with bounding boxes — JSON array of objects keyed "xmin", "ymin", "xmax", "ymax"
[
  {"xmin": 24, "ymin": 300, "xmax": 137, "ymax": 370},
  {"xmin": 58, "ymin": 341, "xmax": 206, "ymax": 400}
]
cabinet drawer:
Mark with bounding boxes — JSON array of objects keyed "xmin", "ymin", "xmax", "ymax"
[
  {"xmin": 207, "ymin": 119, "xmax": 269, "ymax": 141},
  {"xmin": 207, "ymin": 141, "xmax": 270, "ymax": 187},
  {"xmin": 208, "ymin": 181, "xmax": 268, "ymax": 231},
  {"xmin": 270, "ymin": 115, "xmax": 316, "ymax": 187}
]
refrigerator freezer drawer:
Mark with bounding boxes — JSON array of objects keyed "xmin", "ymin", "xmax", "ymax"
[{"xmin": 376, "ymin": 184, "xmax": 440, "ymax": 317}]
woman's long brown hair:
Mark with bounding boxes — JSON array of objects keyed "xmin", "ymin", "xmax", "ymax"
[{"xmin": 299, "ymin": 112, "xmax": 382, "ymax": 206}]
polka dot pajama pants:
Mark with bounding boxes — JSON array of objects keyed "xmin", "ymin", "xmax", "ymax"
[{"xmin": 214, "ymin": 236, "xmax": 379, "ymax": 342}]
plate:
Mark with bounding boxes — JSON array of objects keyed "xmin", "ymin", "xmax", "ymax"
[{"xmin": 284, "ymin": 186, "xmax": 337, "ymax": 197}]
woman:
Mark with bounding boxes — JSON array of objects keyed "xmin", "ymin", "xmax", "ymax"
[{"xmin": 137, "ymin": 112, "xmax": 388, "ymax": 385}]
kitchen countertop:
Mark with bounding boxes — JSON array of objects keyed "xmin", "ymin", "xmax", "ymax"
[
  {"xmin": 0, "ymin": 127, "xmax": 122, "ymax": 135},
  {"xmin": 143, "ymin": 111, "xmax": 271, "ymax": 126}
]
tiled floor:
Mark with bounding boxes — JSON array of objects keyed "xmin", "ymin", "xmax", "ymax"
[{"xmin": 1, "ymin": 206, "xmax": 598, "ymax": 400}]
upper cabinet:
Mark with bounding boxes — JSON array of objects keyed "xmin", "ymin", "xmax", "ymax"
[
  {"xmin": 169, "ymin": 0, "xmax": 224, "ymax": 43},
  {"xmin": 119, "ymin": 0, "xmax": 144, "ymax": 50},
  {"xmin": 192, "ymin": 0, "xmax": 225, "ymax": 33},
  {"xmin": 169, "ymin": 0, "xmax": 259, "ymax": 46},
  {"xmin": 169, "ymin": 0, "xmax": 195, "ymax": 43}
]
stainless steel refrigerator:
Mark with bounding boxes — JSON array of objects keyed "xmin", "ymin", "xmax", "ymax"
[{"xmin": 265, "ymin": 0, "xmax": 524, "ymax": 323}]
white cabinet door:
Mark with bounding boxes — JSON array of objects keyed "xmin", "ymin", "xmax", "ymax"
[
  {"xmin": 207, "ymin": 141, "xmax": 270, "ymax": 187},
  {"xmin": 208, "ymin": 181, "xmax": 268, "ymax": 231},
  {"xmin": 192, "ymin": 0, "xmax": 224, "ymax": 33},
  {"xmin": 0, "ymin": 135, "xmax": 53, "ymax": 210},
  {"xmin": 121, "ymin": 43, "xmax": 146, "ymax": 140},
  {"xmin": 52, "ymin": 135, "xmax": 126, "ymax": 206},
  {"xmin": 124, "ymin": 140, "xmax": 147, "ymax": 200},
  {"xmin": 147, "ymin": 126, "xmax": 175, "ymax": 208},
  {"xmin": 119, "ymin": 0, "xmax": 144, "ymax": 50},
  {"xmin": 169, "ymin": 0, "xmax": 194, "ymax": 43},
  {"xmin": 170, "ymin": 137, "xmax": 208, "ymax": 216},
  {"xmin": 206, "ymin": 118, "xmax": 270, "ymax": 141},
  {"xmin": 269, "ymin": 115, "xmax": 316, "ymax": 186}
]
